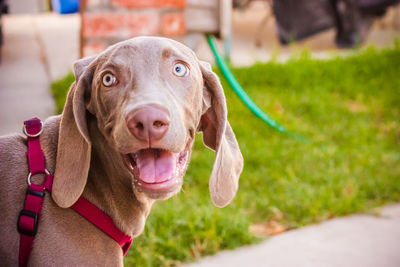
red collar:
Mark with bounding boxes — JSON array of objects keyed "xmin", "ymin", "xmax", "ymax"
[{"xmin": 17, "ymin": 118, "xmax": 132, "ymax": 267}]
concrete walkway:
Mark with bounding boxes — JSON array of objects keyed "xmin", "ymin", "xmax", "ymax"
[
  {"xmin": 187, "ymin": 204, "xmax": 400, "ymax": 267},
  {"xmin": 0, "ymin": 13, "xmax": 79, "ymax": 135}
]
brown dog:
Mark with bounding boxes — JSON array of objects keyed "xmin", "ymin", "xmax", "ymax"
[{"xmin": 0, "ymin": 36, "xmax": 243, "ymax": 266}]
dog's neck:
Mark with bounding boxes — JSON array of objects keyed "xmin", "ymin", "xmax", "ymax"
[{"xmin": 81, "ymin": 118, "xmax": 154, "ymax": 236}]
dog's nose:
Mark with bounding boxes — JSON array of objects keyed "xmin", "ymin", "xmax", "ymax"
[{"xmin": 127, "ymin": 106, "xmax": 170, "ymax": 142}]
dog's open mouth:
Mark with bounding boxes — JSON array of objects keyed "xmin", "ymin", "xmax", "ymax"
[{"xmin": 123, "ymin": 148, "xmax": 189, "ymax": 194}]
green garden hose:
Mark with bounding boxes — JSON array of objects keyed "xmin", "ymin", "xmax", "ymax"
[{"xmin": 206, "ymin": 34, "xmax": 306, "ymax": 142}]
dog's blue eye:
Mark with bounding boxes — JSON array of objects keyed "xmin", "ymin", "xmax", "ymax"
[
  {"xmin": 173, "ymin": 63, "xmax": 189, "ymax": 77},
  {"xmin": 102, "ymin": 72, "xmax": 117, "ymax": 87}
]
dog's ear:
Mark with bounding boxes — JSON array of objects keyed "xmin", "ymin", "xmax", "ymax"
[
  {"xmin": 52, "ymin": 55, "xmax": 96, "ymax": 208},
  {"xmin": 198, "ymin": 61, "xmax": 244, "ymax": 207}
]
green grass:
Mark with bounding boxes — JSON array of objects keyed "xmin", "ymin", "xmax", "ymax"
[
  {"xmin": 51, "ymin": 45, "xmax": 400, "ymax": 266},
  {"xmin": 51, "ymin": 72, "xmax": 74, "ymax": 114}
]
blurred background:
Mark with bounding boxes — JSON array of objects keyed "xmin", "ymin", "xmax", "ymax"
[
  {"xmin": 2, "ymin": 0, "xmax": 400, "ymax": 74},
  {"xmin": 0, "ymin": 1, "xmax": 400, "ymax": 266}
]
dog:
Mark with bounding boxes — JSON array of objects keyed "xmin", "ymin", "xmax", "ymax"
[{"xmin": 0, "ymin": 36, "xmax": 243, "ymax": 266}]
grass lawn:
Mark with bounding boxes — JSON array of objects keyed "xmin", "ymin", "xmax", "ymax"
[{"xmin": 51, "ymin": 44, "xmax": 400, "ymax": 266}]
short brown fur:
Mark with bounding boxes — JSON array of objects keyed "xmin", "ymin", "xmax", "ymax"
[{"xmin": 0, "ymin": 37, "xmax": 243, "ymax": 266}]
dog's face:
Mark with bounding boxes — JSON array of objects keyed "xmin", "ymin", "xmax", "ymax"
[
  {"xmin": 89, "ymin": 38, "xmax": 204, "ymax": 199},
  {"xmin": 52, "ymin": 37, "xmax": 243, "ymax": 208}
]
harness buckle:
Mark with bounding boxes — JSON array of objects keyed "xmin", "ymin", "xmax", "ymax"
[
  {"xmin": 17, "ymin": 210, "xmax": 39, "ymax": 236},
  {"xmin": 22, "ymin": 120, "xmax": 43, "ymax": 138},
  {"xmin": 27, "ymin": 188, "xmax": 45, "ymax": 198},
  {"xmin": 27, "ymin": 169, "xmax": 50, "ymax": 186}
]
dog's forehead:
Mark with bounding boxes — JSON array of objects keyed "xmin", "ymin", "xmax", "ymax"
[{"xmin": 105, "ymin": 37, "xmax": 197, "ymax": 66}]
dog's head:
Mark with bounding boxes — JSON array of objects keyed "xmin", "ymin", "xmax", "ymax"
[{"xmin": 52, "ymin": 37, "xmax": 243, "ymax": 208}]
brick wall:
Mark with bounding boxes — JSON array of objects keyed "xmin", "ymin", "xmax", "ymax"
[{"xmin": 80, "ymin": 0, "xmax": 187, "ymax": 57}]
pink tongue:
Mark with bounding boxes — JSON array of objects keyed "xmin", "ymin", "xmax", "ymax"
[{"xmin": 135, "ymin": 149, "xmax": 176, "ymax": 184}]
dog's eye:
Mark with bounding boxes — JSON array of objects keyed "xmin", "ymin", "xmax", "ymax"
[
  {"xmin": 172, "ymin": 63, "xmax": 189, "ymax": 77},
  {"xmin": 102, "ymin": 73, "xmax": 117, "ymax": 87}
]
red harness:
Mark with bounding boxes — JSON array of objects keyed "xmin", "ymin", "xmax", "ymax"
[{"xmin": 17, "ymin": 118, "xmax": 132, "ymax": 267}]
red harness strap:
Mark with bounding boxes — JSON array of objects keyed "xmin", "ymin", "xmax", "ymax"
[
  {"xmin": 17, "ymin": 118, "xmax": 54, "ymax": 267},
  {"xmin": 17, "ymin": 118, "xmax": 132, "ymax": 267},
  {"xmin": 71, "ymin": 197, "xmax": 133, "ymax": 255}
]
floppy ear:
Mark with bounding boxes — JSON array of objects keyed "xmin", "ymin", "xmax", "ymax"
[
  {"xmin": 52, "ymin": 55, "xmax": 96, "ymax": 208},
  {"xmin": 198, "ymin": 61, "xmax": 244, "ymax": 207}
]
